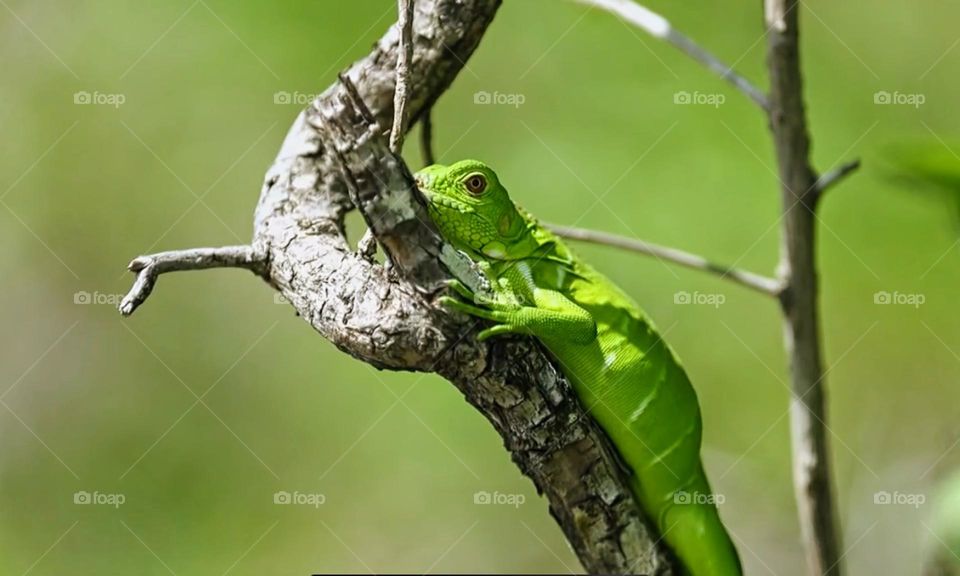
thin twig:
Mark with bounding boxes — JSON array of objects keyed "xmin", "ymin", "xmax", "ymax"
[
  {"xmin": 420, "ymin": 108, "xmax": 436, "ymax": 165},
  {"xmin": 548, "ymin": 223, "xmax": 782, "ymax": 297},
  {"xmin": 389, "ymin": 0, "xmax": 415, "ymax": 152},
  {"xmin": 119, "ymin": 246, "xmax": 266, "ymax": 316},
  {"xmin": 573, "ymin": 0, "xmax": 769, "ymax": 109},
  {"xmin": 815, "ymin": 159, "xmax": 861, "ymax": 194},
  {"xmin": 338, "ymin": 73, "xmax": 377, "ymax": 128},
  {"xmin": 764, "ymin": 1, "xmax": 843, "ymax": 574}
]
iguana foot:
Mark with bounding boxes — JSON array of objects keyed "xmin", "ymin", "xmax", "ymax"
[{"xmin": 438, "ymin": 294, "xmax": 523, "ymax": 341}]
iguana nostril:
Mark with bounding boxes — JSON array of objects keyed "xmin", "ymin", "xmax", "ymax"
[{"xmin": 414, "ymin": 173, "xmax": 432, "ymax": 190}]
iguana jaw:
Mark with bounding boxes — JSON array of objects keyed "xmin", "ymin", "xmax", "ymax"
[{"xmin": 418, "ymin": 187, "xmax": 483, "ymax": 257}]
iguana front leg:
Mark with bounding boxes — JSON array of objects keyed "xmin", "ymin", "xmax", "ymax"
[{"xmin": 440, "ymin": 280, "xmax": 596, "ymax": 344}]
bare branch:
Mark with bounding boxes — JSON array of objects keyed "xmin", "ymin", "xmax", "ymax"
[
  {"xmin": 815, "ymin": 158, "xmax": 861, "ymax": 194},
  {"xmin": 764, "ymin": 1, "xmax": 843, "ymax": 574},
  {"xmin": 119, "ymin": 246, "xmax": 266, "ymax": 316},
  {"xmin": 574, "ymin": 0, "xmax": 769, "ymax": 109},
  {"xmin": 420, "ymin": 108, "xmax": 436, "ymax": 165},
  {"xmin": 389, "ymin": 0, "xmax": 415, "ymax": 152},
  {"xmin": 547, "ymin": 223, "xmax": 782, "ymax": 297}
]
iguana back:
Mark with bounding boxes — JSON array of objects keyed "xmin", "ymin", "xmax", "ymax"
[
  {"xmin": 528, "ymin": 225, "xmax": 742, "ymax": 576},
  {"xmin": 417, "ymin": 159, "xmax": 742, "ymax": 575}
]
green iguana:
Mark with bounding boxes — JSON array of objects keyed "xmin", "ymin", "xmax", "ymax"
[{"xmin": 415, "ymin": 159, "xmax": 742, "ymax": 576}]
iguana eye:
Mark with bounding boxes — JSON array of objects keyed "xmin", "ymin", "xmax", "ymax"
[{"xmin": 463, "ymin": 173, "xmax": 487, "ymax": 195}]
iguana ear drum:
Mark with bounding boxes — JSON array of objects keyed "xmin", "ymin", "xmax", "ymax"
[{"xmin": 498, "ymin": 213, "xmax": 513, "ymax": 236}]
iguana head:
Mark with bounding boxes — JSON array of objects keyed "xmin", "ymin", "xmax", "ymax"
[{"xmin": 415, "ymin": 159, "xmax": 535, "ymax": 260}]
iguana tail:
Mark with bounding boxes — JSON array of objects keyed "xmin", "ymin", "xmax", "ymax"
[{"xmin": 633, "ymin": 464, "xmax": 742, "ymax": 576}]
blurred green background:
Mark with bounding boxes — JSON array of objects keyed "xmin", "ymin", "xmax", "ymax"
[{"xmin": 2, "ymin": 0, "xmax": 959, "ymax": 573}]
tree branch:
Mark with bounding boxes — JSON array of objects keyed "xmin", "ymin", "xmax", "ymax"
[
  {"xmin": 389, "ymin": 0, "xmax": 415, "ymax": 152},
  {"xmin": 574, "ymin": 0, "xmax": 769, "ymax": 109},
  {"xmin": 815, "ymin": 159, "xmax": 861, "ymax": 195},
  {"xmin": 764, "ymin": 1, "xmax": 843, "ymax": 574},
  {"xmin": 119, "ymin": 246, "xmax": 266, "ymax": 316},
  {"xmin": 420, "ymin": 108, "xmax": 436, "ymax": 165},
  {"xmin": 547, "ymin": 223, "xmax": 782, "ymax": 297},
  {"xmin": 120, "ymin": 1, "xmax": 678, "ymax": 573}
]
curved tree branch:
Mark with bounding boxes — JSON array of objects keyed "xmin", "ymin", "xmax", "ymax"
[
  {"xmin": 119, "ymin": 246, "xmax": 267, "ymax": 316},
  {"xmin": 120, "ymin": 0, "xmax": 677, "ymax": 573}
]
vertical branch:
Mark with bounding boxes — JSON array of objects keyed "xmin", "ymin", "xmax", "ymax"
[
  {"xmin": 420, "ymin": 108, "xmax": 436, "ymax": 165},
  {"xmin": 764, "ymin": 1, "xmax": 843, "ymax": 574},
  {"xmin": 358, "ymin": 0, "xmax": 414, "ymax": 260},
  {"xmin": 390, "ymin": 0, "xmax": 415, "ymax": 152}
]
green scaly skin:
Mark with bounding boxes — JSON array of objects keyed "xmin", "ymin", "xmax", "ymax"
[{"xmin": 416, "ymin": 160, "xmax": 742, "ymax": 576}]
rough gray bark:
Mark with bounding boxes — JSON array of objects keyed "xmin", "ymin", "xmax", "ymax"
[
  {"xmin": 765, "ymin": 1, "xmax": 843, "ymax": 574},
  {"xmin": 123, "ymin": 0, "xmax": 677, "ymax": 573}
]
